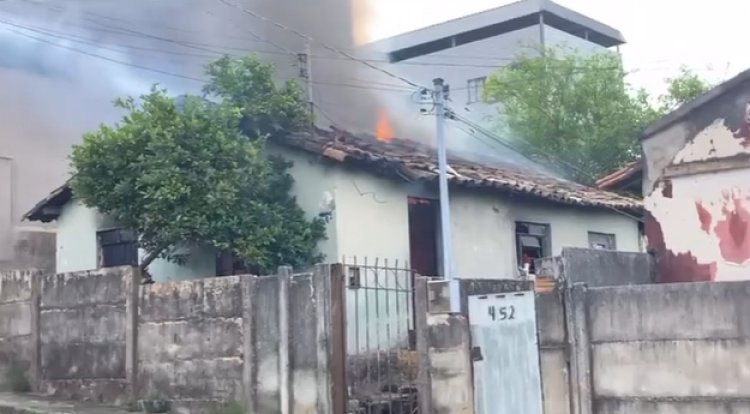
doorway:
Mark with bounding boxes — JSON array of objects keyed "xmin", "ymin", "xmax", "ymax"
[{"xmin": 408, "ymin": 197, "xmax": 438, "ymax": 277}]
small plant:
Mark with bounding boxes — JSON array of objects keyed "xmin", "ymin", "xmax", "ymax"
[
  {"xmin": 4, "ymin": 363, "xmax": 31, "ymax": 393},
  {"xmin": 213, "ymin": 401, "xmax": 247, "ymax": 414}
]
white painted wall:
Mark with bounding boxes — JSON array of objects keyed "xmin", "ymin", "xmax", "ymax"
[
  {"xmin": 277, "ymin": 147, "xmax": 641, "ymax": 276},
  {"xmin": 277, "ymin": 147, "xmax": 640, "ymax": 353},
  {"xmin": 450, "ymin": 190, "xmax": 641, "ymax": 279},
  {"xmin": 55, "ymin": 201, "xmax": 216, "ymax": 281},
  {"xmin": 267, "ymin": 146, "xmax": 341, "ymax": 263},
  {"xmin": 673, "ymin": 115, "xmax": 750, "ymax": 164},
  {"xmin": 646, "ymin": 168, "xmax": 750, "ymax": 282},
  {"xmin": 0, "ymin": 159, "xmax": 11, "ymax": 262},
  {"xmin": 56, "ymin": 201, "xmax": 102, "ymax": 273},
  {"xmin": 144, "ymin": 246, "xmax": 217, "ymax": 282}
]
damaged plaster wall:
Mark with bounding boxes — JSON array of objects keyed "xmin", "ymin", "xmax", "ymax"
[
  {"xmin": 642, "ymin": 78, "xmax": 750, "ymax": 282},
  {"xmin": 271, "ymin": 146, "xmax": 641, "ymax": 281}
]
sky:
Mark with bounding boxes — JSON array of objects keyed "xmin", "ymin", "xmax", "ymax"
[{"xmin": 366, "ymin": 0, "xmax": 750, "ymax": 95}]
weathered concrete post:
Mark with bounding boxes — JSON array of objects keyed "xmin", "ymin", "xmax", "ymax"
[
  {"xmin": 328, "ymin": 264, "xmax": 347, "ymax": 414},
  {"xmin": 426, "ymin": 311, "xmax": 475, "ymax": 413},
  {"xmin": 241, "ymin": 274, "xmax": 257, "ymax": 410},
  {"xmin": 564, "ymin": 283, "xmax": 593, "ymax": 414},
  {"xmin": 124, "ymin": 267, "xmax": 141, "ymax": 402},
  {"xmin": 277, "ymin": 266, "xmax": 292, "ymax": 414},
  {"xmin": 312, "ymin": 264, "xmax": 333, "ymax": 413},
  {"xmin": 414, "ymin": 276, "xmax": 433, "ymax": 414},
  {"xmin": 29, "ymin": 270, "xmax": 42, "ymax": 392}
]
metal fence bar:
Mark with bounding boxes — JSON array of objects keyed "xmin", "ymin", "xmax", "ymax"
[{"xmin": 342, "ymin": 258, "xmax": 421, "ymax": 413}]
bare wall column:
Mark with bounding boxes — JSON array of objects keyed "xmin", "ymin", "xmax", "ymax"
[
  {"xmin": 29, "ymin": 270, "xmax": 42, "ymax": 392},
  {"xmin": 125, "ymin": 267, "xmax": 140, "ymax": 402},
  {"xmin": 414, "ymin": 276, "xmax": 433, "ymax": 414},
  {"xmin": 312, "ymin": 264, "xmax": 333, "ymax": 413},
  {"xmin": 328, "ymin": 264, "xmax": 347, "ymax": 414},
  {"xmin": 278, "ymin": 266, "xmax": 292, "ymax": 414},
  {"xmin": 426, "ymin": 309, "xmax": 474, "ymax": 413},
  {"xmin": 241, "ymin": 274, "xmax": 257, "ymax": 409},
  {"xmin": 565, "ymin": 283, "xmax": 593, "ymax": 414}
]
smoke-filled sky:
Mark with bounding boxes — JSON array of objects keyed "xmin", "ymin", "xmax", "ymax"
[{"xmin": 0, "ymin": 0, "xmax": 747, "ymax": 185}]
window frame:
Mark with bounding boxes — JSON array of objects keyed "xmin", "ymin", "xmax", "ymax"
[
  {"xmin": 515, "ymin": 221, "xmax": 551, "ymax": 272},
  {"xmin": 97, "ymin": 227, "xmax": 138, "ymax": 268},
  {"xmin": 467, "ymin": 76, "xmax": 487, "ymax": 104},
  {"xmin": 588, "ymin": 231, "xmax": 617, "ymax": 250}
]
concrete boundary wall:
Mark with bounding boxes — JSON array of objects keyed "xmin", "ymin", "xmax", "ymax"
[
  {"xmin": 38, "ymin": 268, "xmax": 137, "ymax": 402},
  {"xmin": 536, "ymin": 280, "xmax": 750, "ymax": 414},
  {"xmin": 0, "ymin": 270, "xmax": 41, "ymax": 391},
  {"xmin": 0, "ymin": 265, "xmax": 347, "ymax": 413}
]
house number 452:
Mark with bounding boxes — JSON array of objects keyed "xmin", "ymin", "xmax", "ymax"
[{"xmin": 487, "ymin": 305, "xmax": 516, "ymax": 321}]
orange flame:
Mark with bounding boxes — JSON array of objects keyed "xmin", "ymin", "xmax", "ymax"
[{"xmin": 376, "ymin": 110, "xmax": 394, "ymax": 143}]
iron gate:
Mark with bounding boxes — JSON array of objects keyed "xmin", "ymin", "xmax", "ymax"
[{"xmin": 343, "ymin": 258, "xmax": 419, "ymax": 414}]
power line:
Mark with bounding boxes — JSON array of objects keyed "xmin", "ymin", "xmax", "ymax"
[
  {"xmin": 0, "ymin": 21, "xmax": 424, "ymax": 96},
  {"xmin": 215, "ymin": 0, "xmax": 427, "ymax": 90},
  {"xmin": 0, "ymin": 10, "xmax": 710, "ymax": 78},
  {"xmin": 447, "ymin": 112, "xmax": 643, "ymax": 222},
  {"xmin": 202, "ymin": 9, "xmax": 298, "ymax": 57},
  {"xmin": 2, "ymin": 23, "xmax": 208, "ymax": 83}
]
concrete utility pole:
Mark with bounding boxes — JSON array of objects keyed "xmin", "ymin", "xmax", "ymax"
[
  {"xmin": 433, "ymin": 78, "xmax": 460, "ymax": 313},
  {"xmin": 298, "ymin": 43, "xmax": 315, "ymax": 126}
]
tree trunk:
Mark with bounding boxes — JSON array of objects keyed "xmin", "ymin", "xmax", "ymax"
[{"xmin": 139, "ymin": 247, "xmax": 167, "ymax": 283}]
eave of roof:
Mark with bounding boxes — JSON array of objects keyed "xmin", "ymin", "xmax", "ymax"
[
  {"xmin": 642, "ymin": 67, "xmax": 750, "ymax": 139},
  {"xmin": 276, "ymin": 128, "xmax": 642, "ymax": 212},
  {"xmin": 595, "ymin": 160, "xmax": 643, "ymax": 190},
  {"xmin": 26, "ymin": 128, "xmax": 643, "ymax": 226},
  {"xmin": 23, "ymin": 181, "xmax": 72, "ymax": 223}
]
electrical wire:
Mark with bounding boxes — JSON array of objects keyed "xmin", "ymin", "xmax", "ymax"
[
  {"xmin": 447, "ymin": 112, "xmax": 644, "ymax": 222},
  {"xmin": 0, "ymin": 0, "xmax": 665, "ymax": 223},
  {"xmin": 202, "ymin": 9, "xmax": 298, "ymax": 57},
  {"xmin": 3, "ymin": 25, "xmax": 209, "ymax": 83},
  {"xmin": 215, "ymin": 0, "xmax": 427, "ymax": 90}
]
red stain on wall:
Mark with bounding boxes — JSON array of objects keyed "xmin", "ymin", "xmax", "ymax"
[
  {"xmin": 695, "ymin": 201, "xmax": 712, "ymax": 233},
  {"xmin": 715, "ymin": 198, "xmax": 750, "ymax": 264},
  {"xmin": 645, "ymin": 212, "xmax": 717, "ymax": 282}
]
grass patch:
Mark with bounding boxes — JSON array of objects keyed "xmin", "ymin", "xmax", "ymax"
[{"xmin": 213, "ymin": 401, "xmax": 246, "ymax": 414}]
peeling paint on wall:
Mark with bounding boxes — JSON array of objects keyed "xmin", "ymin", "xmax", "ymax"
[
  {"xmin": 646, "ymin": 141, "xmax": 750, "ymax": 282},
  {"xmin": 673, "ymin": 118, "xmax": 750, "ymax": 164}
]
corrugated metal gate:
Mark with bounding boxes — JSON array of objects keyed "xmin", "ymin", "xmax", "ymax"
[{"xmin": 469, "ymin": 290, "xmax": 544, "ymax": 414}]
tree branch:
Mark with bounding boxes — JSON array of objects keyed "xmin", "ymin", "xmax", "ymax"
[{"xmin": 139, "ymin": 244, "xmax": 170, "ymax": 282}]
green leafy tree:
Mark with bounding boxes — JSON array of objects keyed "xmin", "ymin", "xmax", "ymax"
[
  {"xmin": 203, "ymin": 55, "xmax": 311, "ymax": 138},
  {"xmin": 71, "ymin": 57, "xmax": 325, "ymax": 278},
  {"xmin": 658, "ymin": 66, "xmax": 713, "ymax": 113},
  {"xmin": 483, "ymin": 47, "xmax": 711, "ymax": 183}
]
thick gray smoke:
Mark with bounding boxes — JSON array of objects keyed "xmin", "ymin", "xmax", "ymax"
[{"xmin": 0, "ymin": 0, "xmax": 555, "ymax": 186}]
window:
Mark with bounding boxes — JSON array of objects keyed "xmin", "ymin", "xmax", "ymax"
[
  {"xmin": 516, "ymin": 222, "xmax": 550, "ymax": 273},
  {"xmin": 467, "ymin": 77, "xmax": 486, "ymax": 104},
  {"xmin": 589, "ymin": 232, "xmax": 616, "ymax": 250},
  {"xmin": 97, "ymin": 228, "xmax": 138, "ymax": 268}
]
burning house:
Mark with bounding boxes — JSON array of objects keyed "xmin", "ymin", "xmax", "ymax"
[{"xmin": 26, "ymin": 125, "xmax": 642, "ymax": 282}]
